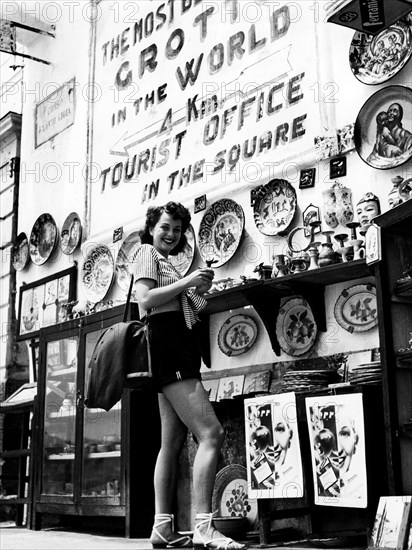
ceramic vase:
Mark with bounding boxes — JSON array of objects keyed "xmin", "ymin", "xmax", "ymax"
[
  {"xmin": 335, "ymin": 186, "xmax": 354, "ymax": 226},
  {"xmin": 318, "ymin": 231, "xmax": 338, "ymax": 267},
  {"xmin": 322, "ymin": 189, "xmax": 338, "ymax": 228},
  {"xmin": 272, "ymin": 254, "xmax": 289, "ymax": 277},
  {"xmin": 308, "ymin": 244, "xmax": 320, "ymax": 270}
]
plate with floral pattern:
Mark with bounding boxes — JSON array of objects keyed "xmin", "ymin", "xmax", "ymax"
[
  {"xmin": 349, "ymin": 16, "xmax": 412, "ymax": 85},
  {"xmin": 276, "ymin": 297, "xmax": 317, "ymax": 356},
  {"xmin": 198, "ymin": 199, "xmax": 244, "ymax": 268},
  {"xmin": 211, "ymin": 464, "xmax": 258, "ymax": 529},
  {"xmin": 334, "ymin": 283, "xmax": 378, "ymax": 333},
  {"xmin": 81, "ymin": 244, "xmax": 114, "ymax": 303},
  {"xmin": 253, "ymin": 179, "xmax": 297, "ymax": 236},
  {"xmin": 218, "ymin": 314, "xmax": 259, "ymax": 357}
]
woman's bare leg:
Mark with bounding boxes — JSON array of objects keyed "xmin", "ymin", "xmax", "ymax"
[
  {"xmin": 163, "ymin": 379, "xmax": 245, "ymax": 547},
  {"xmin": 162, "ymin": 378, "xmax": 224, "ymax": 513},
  {"xmin": 154, "ymin": 392, "xmax": 188, "ymax": 514}
]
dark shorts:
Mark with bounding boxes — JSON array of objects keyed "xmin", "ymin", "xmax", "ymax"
[{"xmin": 147, "ymin": 311, "xmax": 202, "ymax": 391}]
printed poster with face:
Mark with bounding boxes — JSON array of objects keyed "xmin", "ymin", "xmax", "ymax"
[
  {"xmin": 305, "ymin": 393, "xmax": 367, "ymax": 508},
  {"xmin": 244, "ymin": 393, "xmax": 303, "ymax": 499}
]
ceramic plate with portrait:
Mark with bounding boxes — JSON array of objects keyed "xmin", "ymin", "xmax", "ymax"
[
  {"xmin": 198, "ymin": 199, "xmax": 244, "ymax": 268},
  {"xmin": 29, "ymin": 213, "xmax": 58, "ymax": 265},
  {"xmin": 354, "ymin": 85, "xmax": 412, "ymax": 170},
  {"xmin": 349, "ymin": 16, "xmax": 412, "ymax": 85},
  {"xmin": 12, "ymin": 232, "xmax": 29, "ymax": 271},
  {"xmin": 60, "ymin": 212, "xmax": 82, "ymax": 255}
]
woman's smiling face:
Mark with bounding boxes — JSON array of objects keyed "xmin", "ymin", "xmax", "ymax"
[{"xmin": 150, "ymin": 212, "xmax": 182, "ymax": 257}]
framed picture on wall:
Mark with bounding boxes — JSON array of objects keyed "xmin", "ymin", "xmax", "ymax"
[{"xmin": 17, "ymin": 266, "xmax": 77, "ymax": 341}]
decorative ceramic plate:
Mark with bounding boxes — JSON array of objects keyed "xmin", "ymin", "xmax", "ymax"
[
  {"xmin": 349, "ymin": 17, "xmax": 412, "ymax": 85},
  {"xmin": 115, "ymin": 231, "xmax": 141, "ymax": 293},
  {"xmin": 29, "ymin": 213, "xmax": 58, "ymax": 265},
  {"xmin": 198, "ymin": 199, "xmax": 244, "ymax": 268},
  {"xmin": 211, "ymin": 465, "xmax": 258, "ymax": 529},
  {"xmin": 276, "ymin": 297, "xmax": 317, "ymax": 356},
  {"xmin": 22, "ymin": 288, "xmax": 40, "ymax": 331},
  {"xmin": 81, "ymin": 244, "xmax": 114, "ymax": 303},
  {"xmin": 218, "ymin": 314, "xmax": 258, "ymax": 357},
  {"xmin": 253, "ymin": 179, "xmax": 297, "ymax": 235},
  {"xmin": 12, "ymin": 232, "xmax": 29, "ymax": 271},
  {"xmin": 60, "ymin": 212, "xmax": 82, "ymax": 255},
  {"xmin": 169, "ymin": 224, "xmax": 196, "ymax": 276},
  {"xmin": 354, "ymin": 85, "xmax": 412, "ymax": 170},
  {"xmin": 334, "ymin": 283, "xmax": 378, "ymax": 333}
]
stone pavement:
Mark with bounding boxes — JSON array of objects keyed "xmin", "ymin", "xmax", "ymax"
[{"xmin": 0, "ymin": 523, "xmax": 367, "ymax": 550}]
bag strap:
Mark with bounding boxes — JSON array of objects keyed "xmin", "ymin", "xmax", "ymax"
[{"xmin": 123, "ymin": 274, "xmax": 135, "ymax": 322}]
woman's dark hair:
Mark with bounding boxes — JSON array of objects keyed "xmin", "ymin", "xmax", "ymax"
[{"xmin": 139, "ymin": 201, "xmax": 191, "ymax": 255}]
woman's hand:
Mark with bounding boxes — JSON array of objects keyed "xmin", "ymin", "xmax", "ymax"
[{"xmin": 184, "ymin": 268, "xmax": 214, "ymax": 291}]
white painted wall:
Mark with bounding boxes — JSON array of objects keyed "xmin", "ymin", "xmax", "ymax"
[{"xmin": 9, "ymin": 1, "xmax": 411, "ymax": 367}]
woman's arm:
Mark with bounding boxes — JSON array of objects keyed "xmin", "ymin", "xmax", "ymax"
[{"xmin": 134, "ymin": 268, "xmax": 214, "ymax": 311}]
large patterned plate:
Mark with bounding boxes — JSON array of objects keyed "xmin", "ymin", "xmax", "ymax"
[
  {"xmin": 276, "ymin": 297, "xmax": 317, "ymax": 356},
  {"xmin": 12, "ymin": 232, "xmax": 29, "ymax": 271},
  {"xmin": 115, "ymin": 231, "xmax": 141, "ymax": 293},
  {"xmin": 198, "ymin": 199, "xmax": 244, "ymax": 268},
  {"xmin": 169, "ymin": 224, "xmax": 196, "ymax": 276},
  {"xmin": 211, "ymin": 465, "xmax": 258, "ymax": 529},
  {"xmin": 81, "ymin": 244, "xmax": 114, "ymax": 303},
  {"xmin": 218, "ymin": 314, "xmax": 258, "ymax": 357},
  {"xmin": 349, "ymin": 16, "xmax": 412, "ymax": 85},
  {"xmin": 29, "ymin": 213, "xmax": 58, "ymax": 265},
  {"xmin": 253, "ymin": 179, "xmax": 297, "ymax": 236},
  {"xmin": 354, "ymin": 85, "xmax": 412, "ymax": 170},
  {"xmin": 334, "ymin": 283, "xmax": 378, "ymax": 333}
]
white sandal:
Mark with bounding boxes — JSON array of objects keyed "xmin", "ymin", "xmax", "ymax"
[
  {"xmin": 193, "ymin": 513, "xmax": 247, "ymax": 550},
  {"xmin": 150, "ymin": 513, "xmax": 192, "ymax": 548}
]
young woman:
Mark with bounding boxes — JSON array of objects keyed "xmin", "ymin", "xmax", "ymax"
[{"xmin": 133, "ymin": 202, "xmax": 246, "ymax": 549}]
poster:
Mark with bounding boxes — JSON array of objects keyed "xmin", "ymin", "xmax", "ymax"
[
  {"xmin": 244, "ymin": 392, "xmax": 303, "ymax": 499},
  {"xmin": 305, "ymin": 393, "xmax": 368, "ymax": 508}
]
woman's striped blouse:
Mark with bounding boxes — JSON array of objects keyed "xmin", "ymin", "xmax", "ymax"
[{"xmin": 133, "ymin": 244, "xmax": 206, "ymax": 328}]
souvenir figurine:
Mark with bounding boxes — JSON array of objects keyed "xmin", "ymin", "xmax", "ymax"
[{"xmin": 356, "ymin": 192, "xmax": 381, "ymax": 231}]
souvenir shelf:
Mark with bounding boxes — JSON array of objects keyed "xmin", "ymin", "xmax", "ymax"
[
  {"xmin": 373, "ymin": 198, "xmax": 412, "ymax": 495},
  {"xmin": 204, "ymin": 259, "xmax": 372, "ymax": 355},
  {"xmin": 32, "ymin": 304, "xmax": 160, "ymax": 537}
]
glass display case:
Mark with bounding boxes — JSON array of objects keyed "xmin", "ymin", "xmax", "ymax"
[{"xmin": 33, "ymin": 304, "xmax": 160, "ymax": 537}]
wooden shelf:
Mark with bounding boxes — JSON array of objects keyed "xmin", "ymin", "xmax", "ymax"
[
  {"xmin": 394, "ymin": 278, "xmax": 412, "ymax": 297},
  {"xmin": 374, "ymin": 199, "xmax": 412, "ymax": 234},
  {"xmin": 396, "ymin": 350, "xmax": 412, "ymax": 367},
  {"xmin": 204, "ymin": 260, "xmax": 372, "ymax": 355}
]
